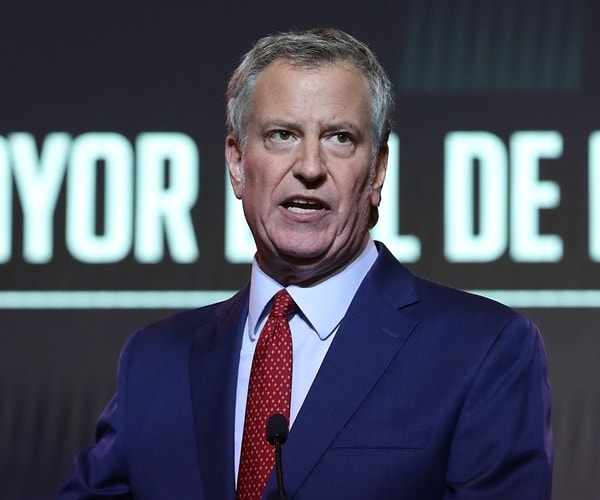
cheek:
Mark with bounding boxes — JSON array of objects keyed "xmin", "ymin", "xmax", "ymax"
[
  {"xmin": 349, "ymin": 174, "xmax": 376, "ymax": 207},
  {"xmin": 242, "ymin": 154, "xmax": 272, "ymax": 186},
  {"xmin": 233, "ymin": 169, "xmax": 246, "ymax": 197},
  {"xmin": 337, "ymin": 183, "xmax": 374, "ymax": 230},
  {"xmin": 368, "ymin": 186, "xmax": 382, "ymax": 207},
  {"xmin": 240, "ymin": 161, "xmax": 268, "ymax": 197},
  {"xmin": 240, "ymin": 163, "xmax": 277, "ymax": 212}
]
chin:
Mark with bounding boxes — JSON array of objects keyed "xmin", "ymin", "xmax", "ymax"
[
  {"xmin": 271, "ymin": 232, "xmax": 330, "ymax": 255},
  {"xmin": 280, "ymin": 245, "xmax": 327, "ymax": 261}
]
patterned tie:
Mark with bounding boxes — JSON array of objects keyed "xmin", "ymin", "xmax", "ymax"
[{"xmin": 237, "ymin": 289, "xmax": 296, "ymax": 500}]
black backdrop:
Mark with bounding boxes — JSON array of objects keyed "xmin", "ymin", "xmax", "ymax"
[{"xmin": 1, "ymin": 1, "xmax": 599, "ymax": 498}]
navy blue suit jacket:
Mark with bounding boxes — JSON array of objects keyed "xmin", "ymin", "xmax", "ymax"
[{"xmin": 58, "ymin": 243, "xmax": 552, "ymax": 499}]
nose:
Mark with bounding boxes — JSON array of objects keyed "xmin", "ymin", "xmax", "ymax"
[{"xmin": 292, "ymin": 137, "xmax": 327, "ymax": 185}]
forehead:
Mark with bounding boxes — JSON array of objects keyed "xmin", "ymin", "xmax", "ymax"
[{"xmin": 250, "ymin": 60, "xmax": 371, "ymax": 120}]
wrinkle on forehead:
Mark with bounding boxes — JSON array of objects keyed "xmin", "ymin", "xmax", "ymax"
[{"xmin": 250, "ymin": 61, "xmax": 371, "ymax": 136}]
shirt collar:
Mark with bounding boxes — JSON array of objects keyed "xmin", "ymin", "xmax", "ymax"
[{"xmin": 247, "ymin": 238, "xmax": 378, "ymax": 341}]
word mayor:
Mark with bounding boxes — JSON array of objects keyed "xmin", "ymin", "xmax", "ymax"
[{"xmin": 0, "ymin": 131, "xmax": 598, "ymax": 265}]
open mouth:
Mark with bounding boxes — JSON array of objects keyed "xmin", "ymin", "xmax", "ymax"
[{"xmin": 283, "ymin": 198, "xmax": 326, "ymax": 214}]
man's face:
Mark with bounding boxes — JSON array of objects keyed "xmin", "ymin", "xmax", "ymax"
[{"xmin": 226, "ymin": 60, "xmax": 387, "ymax": 285}]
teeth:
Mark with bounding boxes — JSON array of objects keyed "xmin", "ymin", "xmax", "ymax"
[
  {"xmin": 287, "ymin": 206, "xmax": 318, "ymax": 213},
  {"xmin": 285, "ymin": 198, "xmax": 323, "ymax": 213}
]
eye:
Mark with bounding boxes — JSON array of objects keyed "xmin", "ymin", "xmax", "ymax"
[
  {"xmin": 332, "ymin": 132, "xmax": 353, "ymax": 144},
  {"xmin": 269, "ymin": 130, "xmax": 293, "ymax": 141},
  {"xmin": 329, "ymin": 132, "xmax": 356, "ymax": 146}
]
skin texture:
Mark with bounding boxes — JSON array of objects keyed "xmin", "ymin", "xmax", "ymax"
[{"xmin": 226, "ymin": 60, "xmax": 388, "ymax": 286}]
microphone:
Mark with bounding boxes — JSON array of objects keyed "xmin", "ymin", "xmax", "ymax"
[{"xmin": 266, "ymin": 413, "xmax": 289, "ymax": 500}]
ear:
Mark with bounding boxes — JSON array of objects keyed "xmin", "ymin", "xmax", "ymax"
[
  {"xmin": 369, "ymin": 143, "xmax": 388, "ymax": 207},
  {"xmin": 225, "ymin": 134, "xmax": 244, "ymax": 199}
]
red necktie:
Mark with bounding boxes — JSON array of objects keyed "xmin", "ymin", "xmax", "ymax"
[{"xmin": 237, "ymin": 289, "xmax": 296, "ymax": 500}]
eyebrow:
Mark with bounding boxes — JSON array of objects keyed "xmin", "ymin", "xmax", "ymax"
[{"xmin": 261, "ymin": 119, "xmax": 365, "ymax": 138}]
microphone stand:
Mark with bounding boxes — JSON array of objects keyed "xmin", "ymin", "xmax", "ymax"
[
  {"xmin": 266, "ymin": 413, "xmax": 288, "ymax": 500},
  {"xmin": 273, "ymin": 438, "xmax": 286, "ymax": 500}
]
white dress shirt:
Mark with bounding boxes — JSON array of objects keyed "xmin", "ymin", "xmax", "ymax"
[{"xmin": 233, "ymin": 238, "xmax": 379, "ymax": 479}]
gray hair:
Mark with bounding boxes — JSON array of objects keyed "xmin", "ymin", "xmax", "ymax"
[{"xmin": 226, "ymin": 28, "xmax": 394, "ymax": 157}]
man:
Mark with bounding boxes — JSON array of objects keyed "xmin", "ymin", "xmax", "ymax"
[{"xmin": 59, "ymin": 28, "xmax": 552, "ymax": 499}]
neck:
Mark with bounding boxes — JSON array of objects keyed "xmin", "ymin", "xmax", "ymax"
[{"xmin": 258, "ymin": 238, "xmax": 370, "ymax": 287}]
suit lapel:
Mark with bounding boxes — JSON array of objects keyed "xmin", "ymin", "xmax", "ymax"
[
  {"xmin": 189, "ymin": 288, "xmax": 249, "ymax": 500},
  {"xmin": 270, "ymin": 245, "xmax": 421, "ymax": 497}
]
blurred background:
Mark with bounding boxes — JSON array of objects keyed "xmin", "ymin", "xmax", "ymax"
[{"xmin": 0, "ymin": 1, "xmax": 598, "ymax": 498}]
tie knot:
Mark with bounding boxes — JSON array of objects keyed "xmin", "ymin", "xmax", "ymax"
[{"xmin": 270, "ymin": 289, "xmax": 296, "ymax": 318}]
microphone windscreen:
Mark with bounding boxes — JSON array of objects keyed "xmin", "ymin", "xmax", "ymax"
[{"xmin": 266, "ymin": 413, "xmax": 289, "ymax": 445}]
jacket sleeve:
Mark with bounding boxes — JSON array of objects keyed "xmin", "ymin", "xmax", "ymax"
[
  {"xmin": 56, "ymin": 331, "xmax": 140, "ymax": 499},
  {"xmin": 444, "ymin": 315, "xmax": 553, "ymax": 499}
]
